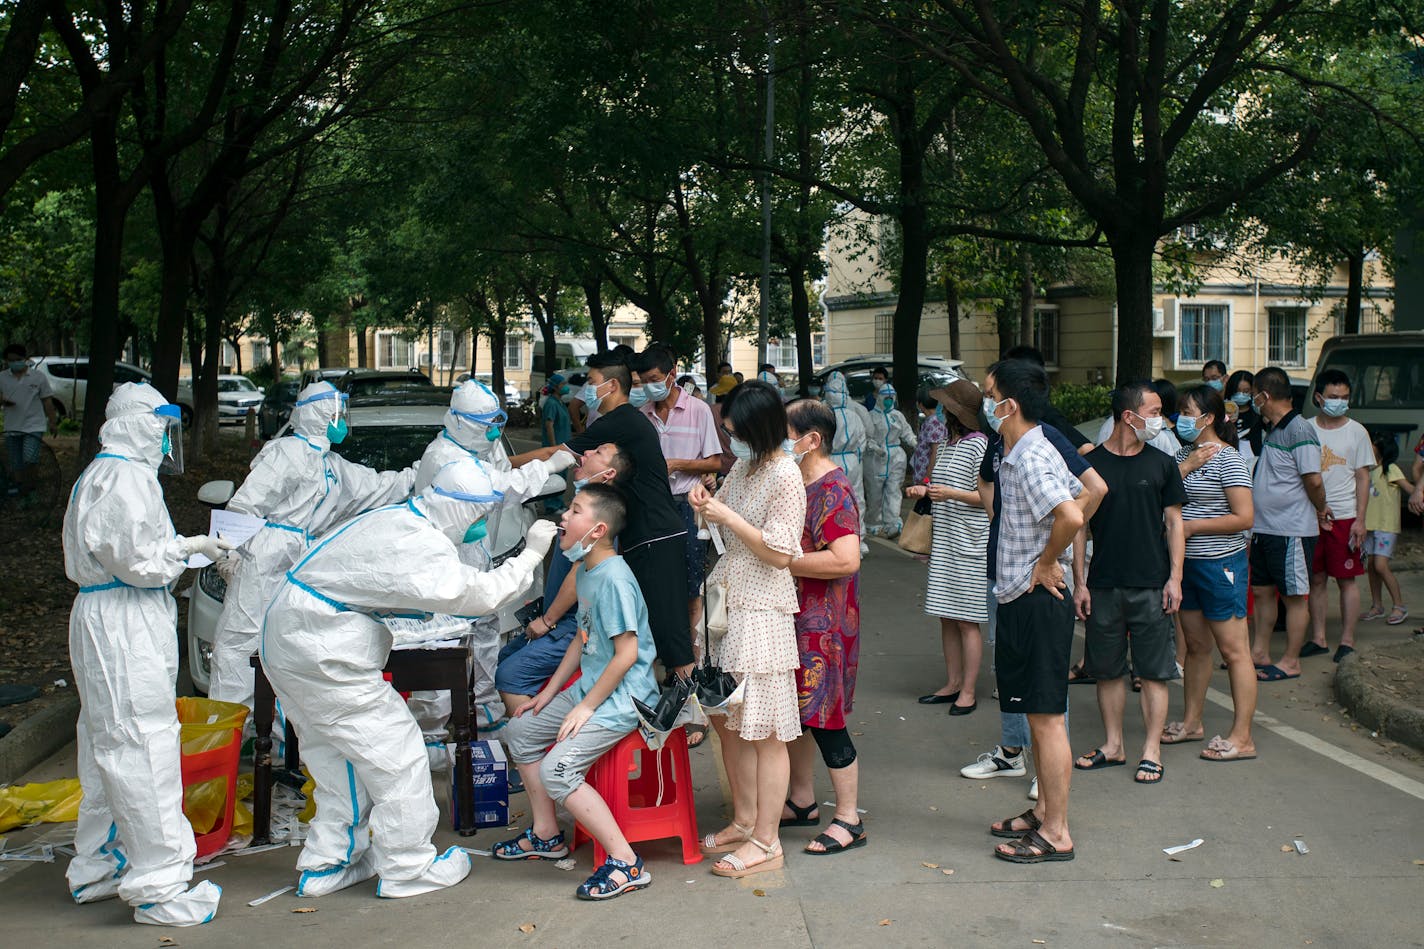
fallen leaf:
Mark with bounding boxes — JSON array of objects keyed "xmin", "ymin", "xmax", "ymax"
[
  {"xmin": 158, "ymin": 939, "xmax": 178, "ymax": 947},
  {"xmin": 929, "ymin": 806, "xmax": 938, "ymax": 811},
  {"xmin": 753, "ymin": 888, "xmax": 766, "ymax": 897},
  {"xmin": 292, "ymin": 907, "xmax": 317, "ymax": 914},
  {"xmin": 1209, "ymin": 878, "xmax": 1225, "ymax": 888},
  {"xmin": 1413, "ymin": 859, "xmax": 1424, "ymax": 866},
  {"xmin": 1282, "ymin": 845, "xmax": 1294, "ymax": 852},
  {"xmin": 851, "ymin": 731, "xmax": 864, "ymax": 736},
  {"xmin": 878, "ymin": 919, "xmax": 892, "ymax": 927},
  {"xmin": 941, "ymin": 869, "xmax": 955, "ymax": 875},
  {"xmin": 921, "ymin": 862, "xmax": 939, "ymax": 869},
  {"xmin": 518, "ymin": 924, "xmax": 536, "ymax": 934},
  {"xmin": 511, "ymin": 811, "xmax": 526, "ymax": 821}
]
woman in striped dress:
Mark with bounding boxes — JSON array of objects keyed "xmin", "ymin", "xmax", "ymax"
[{"xmin": 905, "ymin": 380, "xmax": 989, "ymax": 715}]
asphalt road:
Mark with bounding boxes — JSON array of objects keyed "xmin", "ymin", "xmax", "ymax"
[{"xmin": 2, "ymin": 533, "xmax": 1422, "ymax": 948}]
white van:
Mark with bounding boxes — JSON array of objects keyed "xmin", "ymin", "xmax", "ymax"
[{"xmin": 531, "ymin": 339, "xmax": 597, "ymax": 393}]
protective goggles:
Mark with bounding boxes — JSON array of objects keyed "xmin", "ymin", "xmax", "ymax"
[{"xmin": 450, "ymin": 407, "xmax": 507, "ymax": 428}]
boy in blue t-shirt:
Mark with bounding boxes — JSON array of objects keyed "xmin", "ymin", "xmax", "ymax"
[{"xmin": 493, "ymin": 483, "xmax": 660, "ymax": 900}]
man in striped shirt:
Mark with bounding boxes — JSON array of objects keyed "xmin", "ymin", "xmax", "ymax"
[{"xmin": 633, "ymin": 345, "xmax": 725, "ymax": 638}]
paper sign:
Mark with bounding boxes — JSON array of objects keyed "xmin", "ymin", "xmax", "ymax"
[
  {"xmin": 707, "ymin": 523, "xmax": 726, "ymax": 556},
  {"xmin": 188, "ymin": 509, "xmax": 267, "ymax": 568}
]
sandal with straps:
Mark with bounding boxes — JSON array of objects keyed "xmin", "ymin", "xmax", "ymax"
[
  {"xmin": 990, "ymin": 808, "xmax": 1041, "ymax": 839},
  {"xmin": 491, "ymin": 826, "xmax": 569, "ymax": 860},
  {"xmin": 700, "ymin": 822, "xmax": 753, "ymax": 855},
  {"xmin": 780, "ymin": 798, "xmax": 820, "ymax": 827},
  {"xmin": 711, "ymin": 836, "xmax": 784, "ymax": 879},
  {"xmin": 804, "ymin": 818, "xmax": 867, "ymax": 855},
  {"xmin": 994, "ymin": 827, "xmax": 1075, "ymax": 863}
]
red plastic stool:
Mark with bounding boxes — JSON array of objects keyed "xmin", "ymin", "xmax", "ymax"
[
  {"xmin": 573, "ymin": 728, "xmax": 702, "ymax": 865},
  {"xmin": 180, "ymin": 736, "xmax": 242, "ymax": 860}
]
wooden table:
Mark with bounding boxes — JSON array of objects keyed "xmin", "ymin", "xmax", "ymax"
[{"xmin": 249, "ymin": 644, "xmax": 479, "ymax": 845}]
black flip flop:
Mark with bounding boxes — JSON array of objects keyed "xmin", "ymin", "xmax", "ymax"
[
  {"xmin": 1134, "ymin": 759, "xmax": 1165, "ymax": 785},
  {"xmin": 780, "ymin": 799, "xmax": 820, "ymax": 827},
  {"xmin": 1299, "ymin": 642, "xmax": 1330, "ymax": 658},
  {"xmin": 1074, "ymin": 748, "xmax": 1126, "ymax": 771},
  {"xmin": 803, "ymin": 818, "xmax": 866, "ymax": 855}
]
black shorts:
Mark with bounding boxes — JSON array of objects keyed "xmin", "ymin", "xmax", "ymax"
[
  {"xmin": 1249, "ymin": 533, "xmax": 1316, "ymax": 598},
  {"xmin": 1083, "ymin": 586, "xmax": 1180, "ymax": 682},
  {"xmin": 622, "ymin": 535, "xmax": 694, "ymax": 667},
  {"xmin": 994, "ymin": 586, "xmax": 1074, "ymax": 716},
  {"xmin": 673, "ymin": 495, "xmax": 709, "ymax": 598}
]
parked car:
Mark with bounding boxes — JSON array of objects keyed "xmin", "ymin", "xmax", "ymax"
[
  {"xmin": 457, "ymin": 372, "xmax": 521, "ymax": 407},
  {"xmin": 1304, "ymin": 332, "xmax": 1424, "ymax": 457},
  {"xmin": 258, "ymin": 379, "xmax": 301, "ymax": 439},
  {"xmin": 335, "ymin": 368, "xmax": 439, "ymax": 400},
  {"xmin": 29, "ymin": 356, "xmax": 195, "ymax": 425},
  {"xmin": 808, "ymin": 354, "xmax": 965, "ymax": 402},
  {"xmin": 215, "ymin": 374, "xmax": 264, "ymax": 424},
  {"xmin": 184, "ymin": 388, "xmax": 564, "ymax": 693}
]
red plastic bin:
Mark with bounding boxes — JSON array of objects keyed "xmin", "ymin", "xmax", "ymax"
[{"xmin": 176, "ymin": 698, "xmax": 248, "ymax": 860}]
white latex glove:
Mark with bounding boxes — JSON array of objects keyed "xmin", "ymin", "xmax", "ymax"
[
  {"xmin": 525, "ymin": 519, "xmax": 558, "ymax": 557},
  {"xmin": 183, "ymin": 534, "xmax": 235, "ymax": 563},
  {"xmin": 546, "ymin": 449, "xmax": 577, "ymax": 474}
]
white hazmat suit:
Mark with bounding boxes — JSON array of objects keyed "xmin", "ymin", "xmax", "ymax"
[
  {"xmin": 63, "ymin": 383, "xmax": 229, "ymax": 926},
  {"xmin": 407, "ymin": 381, "xmax": 569, "ymax": 737},
  {"xmin": 823, "ymin": 372, "xmax": 869, "ymax": 537},
  {"xmin": 208, "ymin": 382, "xmax": 416, "ymax": 710},
  {"xmin": 863, "ymin": 382, "xmax": 917, "ymax": 538},
  {"xmin": 260, "ymin": 459, "xmax": 558, "ymax": 898}
]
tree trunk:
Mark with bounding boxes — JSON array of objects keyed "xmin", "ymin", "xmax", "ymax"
[
  {"xmin": 1344, "ymin": 245, "xmax": 1364, "ymax": 334},
  {"xmin": 489, "ymin": 305, "xmax": 508, "ymax": 404},
  {"xmin": 270, "ymin": 337, "xmax": 280, "ymax": 375},
  {"xmin": 892, "ymin": 193, "xmax": 929, "ymax": 415},
  {"xmin": 184, "ymin": 307, "xmax": 203, "ymax": 457},
  {"xmin": 228, "ymin": 336, "xmax": 243, "ymax": 375},
  {"xmin": 789, "ymin": 262, "xmax": 814, "ymax": 396},
  {"xmin": 79, "ymin": 112, "xmax": 126, "ymax": 463},
  {"xmin": 315, "ymin": 316, "xmax": 329, "ymax": 365},
  {"xmin": 200, "ymin": 293, "xmax": 222, "ymax": 458},
  {"xmin": 944, "ymin": 272, "xmax": 961, "ymax": 360},
  {"xmin": 582, "ymin": 276, "xmax": 608, "ymax": 353},
  {"xmin": 1018, "ymin": 245, "xmax": 1034, "ymax": 347},
  {"xmin": 355, "ymin": 328, "xmax": 367, "ymax": 368},
  {"xmin": 149, "ymin": 173, "xmax": 192, "ymax": 401},
  {"xmin": 1111, "ymin": 234, "xmax": 1157, "ymax": 384}
]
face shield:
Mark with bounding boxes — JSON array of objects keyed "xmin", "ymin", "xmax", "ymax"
[
  {"xmin": 296, "ymin": 388, "xmax": 350, "ymax": 443},
  {"xmin": 154, "ymin": 404, "xmax": 184, "ymax": 475},
  {"xmin": 450, "ymin": 406, "xmax": 508, "ymax": 443},
  {"xmin": 430, "ymin": 480, "xmax": 506, "ymax": 543}
]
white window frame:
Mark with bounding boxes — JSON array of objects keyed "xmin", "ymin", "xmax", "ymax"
[
  {"xmin": 1032, "ymin": 306, "xmax": 1060, "ymax": 368},
  {"xmin": 767, "ymin": 333, "xmax": 828, "ymax": 371},
  {"xmin": 504, "ymin": 334, "xmax": 524, "ymax": 370},
  {"xmin": 1176, "ymin": 301, "xmax": 1231, "ymax": 368},
  {"xmin": 1267, "ymin": 305, "xmax": 1309, "ymax": 368},
  {"xmin": 376, "ymin": 331, "xmax": 414, "ymax": 370},
  {"xmin": 873, "ymin": 313, "xmax": 893, "ymax": 352},
  {"xmin": 250, "ymin": 340, "xmax": 270, "ymax": 367}
]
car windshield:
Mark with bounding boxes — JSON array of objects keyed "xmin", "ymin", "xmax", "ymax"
[
  {"xmin": 331, "ymin": 425, "xmax": 436, "ymax": 471},
  {"xmin": 1323, "ymin": 347, "xmax": 1424, "ymax": 410},
  {"xmin": 345, "ymin": 377, "xmax": 435, "ymax": 398},
  {"xmin": 841, "ymin": 368, "xmax": 959, "ymax": 401},
  {"xmin": 218, "ymin": 378, "xmax": 257, "ymax": 393},
  {"xmin": 270, "ymin": 380, "xmax": 300, "ymax": 400}
]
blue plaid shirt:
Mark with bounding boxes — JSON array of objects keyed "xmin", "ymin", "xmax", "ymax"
[{"xmin": 994, "ymin": 425, "xmax": 1082, "ymax": 604}]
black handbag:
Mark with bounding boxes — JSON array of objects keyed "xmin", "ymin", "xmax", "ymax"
[{"xmin": 692, "ymin": 573, "xmax": 740, "ymax": 711}]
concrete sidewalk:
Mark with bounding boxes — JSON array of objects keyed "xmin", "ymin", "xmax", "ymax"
[{"xmin": 2, "ymin": 535, "xmax": 1422, "ymax": 947}]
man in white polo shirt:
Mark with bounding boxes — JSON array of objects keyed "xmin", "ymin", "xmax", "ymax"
[{"xmin": 1, "ymin": 344, "xmax": 58, "ymax": 497}]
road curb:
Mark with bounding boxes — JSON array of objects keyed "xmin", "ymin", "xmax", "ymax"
[
  {"xmin": 1334, "ymin": 641, "xmax": 1424, "ymax": 753},
  {"xmin": 0, "ymin": 694, "xmax": 79, "ymax": 785}
]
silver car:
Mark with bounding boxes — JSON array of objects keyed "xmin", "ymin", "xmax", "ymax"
[{"xmin": 184, "ymin": 390, "xmax": 563, "ymax": 693}]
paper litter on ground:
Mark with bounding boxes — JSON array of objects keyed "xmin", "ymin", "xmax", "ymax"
[
  {"xmin": 1163, "ymin": 838, "xmax": 1204, "ymax": 856},
  {"xmin": 248, "ymin": 885, "xmax": 293, "ymax": 906}
]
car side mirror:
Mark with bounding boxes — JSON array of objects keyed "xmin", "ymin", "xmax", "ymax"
[{"xmin": 198, "ymin": 480, "xmax": 235, "ymax": 507}]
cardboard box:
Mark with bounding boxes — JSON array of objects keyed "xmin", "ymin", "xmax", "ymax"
[{"xmin": 451, "ymin": 740, "xmax": 509, "ymax": 832}]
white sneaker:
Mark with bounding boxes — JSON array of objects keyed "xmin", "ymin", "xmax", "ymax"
[
  {"xmin": 1027, "ymin": 777, "xmax": 1039, "ymax": 801},
  {"xmin": 959, "ymin": 745, "xmax": 1027, "ymax": 779}
]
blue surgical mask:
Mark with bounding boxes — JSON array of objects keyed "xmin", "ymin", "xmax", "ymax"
[
  {"xmin": 628, "ymin": 387, "xmax": 649, "ymax": 408},
  {"xmin": 562, "ymin": 527, "xmax": 598, "ymax": 563},
  {"xmin": 1320, "ymin": 398, "xmax": 1349, "ymax": 418},
  {"xmin": 1230, "ymin": 392, "xmax": 1251, "ymax": 407},
  {"xmin": 1205, "ymin": 379, "xmax": 1224, "ymax": 392},
  {"xmin": 327, "ymin": 418, "xmax": 349, "ymax": 444},
  {"xmin": 882, "ymin": 396, "xmax": 895, "ymax": 410},
  {"xmin": 1176, "ymin": 415, "xmax": 1202, "ymax": 443},
  {"xmin": 982, "ymin": 396, "xmax": 1007, "ymax": 434},
  {"xmin": 580, "ymin": 380, "xmax": 608, "ymax": 413},
  {"xmin": 161, "ymin": 430, "xmax": 172, "ymax": 457},
  {"xmin": 462, "ymin": 519, "xmax": 488, "ymax": 544},
  {"xmin": 485, "ymin": 425, "xmax": 502, "ymax": 442},
  {"xmin": 643, "ymin": 380, "xmax": 669, "ymax": 402},
  {"xmin": 729, "ymin": 436, "xmax": 753, "ymax": 461}
]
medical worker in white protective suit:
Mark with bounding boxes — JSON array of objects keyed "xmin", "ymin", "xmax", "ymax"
[
  {"xmin": 63, "ymin": 383, "xmax": 234, "ymax": 926},
  {"xmin": 406, "ymin": 380, "xmax": 571, "ymax": 744},
  {"xmin": 208, "ymin": 381, "xmax": 416, "ymax": 710},
  {"xmin": 260, "ymin": 458, "xmax": 559, "ymax": 898},
  {"xmin": 862, "ymin": 382, "xmax": 917, "ymax": 538},
  {"xmin": 822, "ymin": 371, "xmax": 870, "ymax": 553}
]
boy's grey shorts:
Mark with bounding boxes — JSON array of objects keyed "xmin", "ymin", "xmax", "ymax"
[{"xmin": 501, "ymin": 687, "xmax": 629, "ymax": 803}]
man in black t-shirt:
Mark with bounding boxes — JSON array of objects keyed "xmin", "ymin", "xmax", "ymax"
[
  {"xmin": 510, "ymin": 352, "xmax": 694, "ymax": 674},
  {"xmin": 1075, "ymin": 381, "xmax": 1186, "ymax": 787}
]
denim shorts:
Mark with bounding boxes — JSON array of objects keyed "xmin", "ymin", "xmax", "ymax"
[{"xmin": 1181, "ymin": 548, "xmax": 1249, "ymax": 621}]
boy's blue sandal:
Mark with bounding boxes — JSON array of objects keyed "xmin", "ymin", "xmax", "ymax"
[
  {"xmin": 492, "ymin": 827, "xmax": 570, "ymax": 860},
  {"xmin": 576, "ymin": 855, "xmax": 651, "ymax": 901}
]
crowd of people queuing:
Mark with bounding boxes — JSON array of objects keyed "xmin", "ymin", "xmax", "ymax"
[{"xmin": 41, "ymin": 328, "xmax": 1422, "ymax": 926}]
